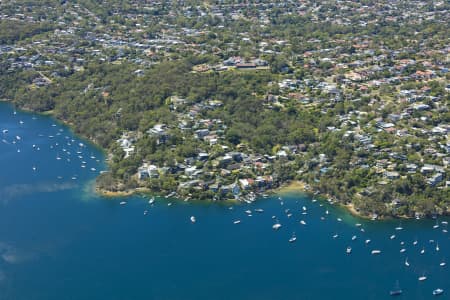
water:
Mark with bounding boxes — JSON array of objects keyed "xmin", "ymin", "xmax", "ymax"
[{"xmin": 0, "ymin": 102, "xmax": 449, "ymax": 300}]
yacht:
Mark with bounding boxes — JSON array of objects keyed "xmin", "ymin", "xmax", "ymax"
[
  {"xmin": 390, "ymin": 281, "xmax": 402, "ymax": 296},
  {"xmin": 390, "ymin": 290, "xmax": 402, "ymax": 296},
  {"xmin": 433, "ymin": 289, "xmax": 444, "ymax": 296},
  {"xmin": 418, "ymin": 275, "xmax": 427, "ymax": 281},
  {"xmin": 289, "ymin": 233, "xmax": 297, "ymax": 243},
  {"xmin": 272, "ymin": 223, "xmax": 282, "ymax": 230}
]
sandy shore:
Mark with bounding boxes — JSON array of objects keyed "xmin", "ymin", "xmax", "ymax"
[
  {"xmin": 97, "ymin": 189, "xmax": 134, "ymax": 197},
  {"xmin": 277, "ymin": 180, "xmax": 308, "ymax": 193}
]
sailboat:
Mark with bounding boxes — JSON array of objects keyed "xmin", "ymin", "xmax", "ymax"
[
  {"xmin": 405, "ymin": 257, "xmax": 410, "ymax": 267},
  {"xmin": 289, "ymin": 233, "xmax": 297, "ymax": 243},
  {"xmin": 436, "ymin": 242, "xmax": 440, "ymax": 251},
  {"xmin": 390, "ymin": 281, "xmax": 402, "ymax": 296},
  {"xmin": 418, "ymin": 276, "xmax": 427, "ymax": 282},
  {"xmin": 433, "ymin": 220, "xmax": 440, "ymax": 229}
]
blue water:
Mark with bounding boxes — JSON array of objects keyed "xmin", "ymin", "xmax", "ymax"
[{"xmin": 0, "ymin": 102, "xmax": 449, "ymax": 300}]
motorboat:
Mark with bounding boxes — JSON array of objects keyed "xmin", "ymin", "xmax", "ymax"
[
  {"xmin": 190, "ymin": 216, "xmax": 196, "ymax": 223},
  {"xmin": 346, "ymin": 246, "xmax": 352, "ymax": 254},
  {"xmin": 433, "ymin": 289, "xmax": 444, "ymax": 296},
  {"xmin": 233, "ymin": 220, "xmax": 241, "ymax": 224},
  {"xmin": 418, "ymin": 275, "xmax": 427, "ymax": 281},
  {"xmin": 272, "ymin": 223, "xmax": 282, "ymax": 230},
  {"xmin": 371, "ymin": 250, "xmax": 381, "ymax": 255}
]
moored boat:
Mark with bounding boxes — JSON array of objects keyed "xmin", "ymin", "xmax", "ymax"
[{"xmin": 433, "ymin": 288, "xmax": 444, "ymax": 296}]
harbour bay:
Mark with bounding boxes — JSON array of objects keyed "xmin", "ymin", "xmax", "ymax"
[{"xmin": 0, "ymin": 102, "xmax": 448, "ymax": 299}]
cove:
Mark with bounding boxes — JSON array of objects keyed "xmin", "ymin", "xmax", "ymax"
[{"xmin": 0, "ymin": 102, "xmax": 448, "ymax": 300}]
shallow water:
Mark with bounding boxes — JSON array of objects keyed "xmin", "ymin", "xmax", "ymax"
[{"xmin": 0, "ymin": 103, "xmax": 449, "ymax": 300}]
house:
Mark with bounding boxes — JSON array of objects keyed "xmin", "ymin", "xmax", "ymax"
[
  {"xmin": 385, "ymin": 171, "xmax": 400, "ymax": 180},
  {"xmin": 427, "ymin": 173, "xmax": 443, "ymax": 186},
  {"xmin": 138, "ymin": 164, "xmax": 159, "ymax": 180}
]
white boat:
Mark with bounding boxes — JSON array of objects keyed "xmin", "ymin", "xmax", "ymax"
[
  {"xmin": 272, "ymin": 223, "xmax": 282, "ymax": 230},
  {"xmin": 302, "ymin": 206, "xmax": 307, "ymax": 211},
  {"xmin": 332, "ymin": 234, "xmax": 339, "ymax": 239},
  {"xmin": 2, "ymin": 129, "xmax": 8, "ymax": 134},
  {"xmin": 400, "ymin": 248, "xmax": 406, "ymax": 253},
  {"xmin": 433, "ymin": 222, "xmax": 439, "ymax": 229},
  {"xmin": 420, "ymin": 248, "xmax": 425, "ymax": 254},
  {"xmin": 245, "ymin": 210, "xmax": 252, "ymax": 214},
  {"xmin": 337, "ymin": 218, "xmax": 342, "ymax": 222},
  {"xmin": 346, "ymin": 246, "xmax": 352, "ymax": 254},
  {"xmin": 395, "ymin": 226, "xmax": 403, "ymax": 231},
  {"xmin": 439, "ymin": 261, "xmax": 446, "ymax": 267},
  {"xmin": 300, "ymin": 220, "xmax": 306, "ymax": 225},
  {"xmin": 390, "ymin": 235, "xmax": 396, "ymax": 240},
  {"xmin": 355, "ymin": 223, "xmax": 362, "ymax": 227},
  {"xmin": 436, "ymin": 243, "xmax": 440, "ymax": 251},
  {"xmin": 371, "ymin": 250, "xmax": 381, "ymax": 255},
  {"xmin": 254, "ymin": 208, "xmax": 264, "ymax": 213},
  {"xmin": 143, "ymin": 210, "xmax": 148, "ymax": 215},
  {"xmin": 405, "ymin": 258, "xmax": 410, "ymax": 267},
  {"xmin": 190, "ymin": 216, "xmax": 196, "ymax": 223},
  {"xmin": 233, "ymin": 220, "xmax": 241, "ymax": 224},
  {"xmin": 148, "ymin": 197, "xmax": 155, "ymax": 204},
  {"xmin": 365, "ymin": 239, "xmax": 371, "ymax": 244},
  {"xmin": 351, "ymin": 235, "xmax": 357, "ymax": 241},
  {"xmin": 287, "ymin": 213, "xmax": 292, "ymax": 218},
  {"xmin": 418, "ymin": 275, "xmax": 427, "ymax": 281},
  {"xmin": 119, "ymin": 201, "xmax": 127, "ymax": 205},
  {"xmin": 442, "ymin": 221, "xmax": 448, "ymax": 225},
  {"xmin": 289, "ymin": 234, "xmax": 297, "ymax": 243},
  {"xmin": 433, "ymin": 288, "xmax": 444, "ymax": 296},
  {"xmin": 413, "ymin": 239, "xmax": 418, "ymax": 246}
]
